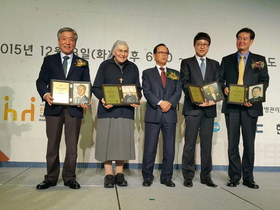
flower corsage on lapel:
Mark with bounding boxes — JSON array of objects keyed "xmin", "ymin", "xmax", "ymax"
[
  {"xmin": 166, "ymin": 71, "xmax": 179, "ymax": 80},
  {"xmin": 251, "ymin": 60, "xmax": 265, "ymax": 70},
  {"xmin": 75, "ymin": 59, "xmax": 87, "ymax": 67}
]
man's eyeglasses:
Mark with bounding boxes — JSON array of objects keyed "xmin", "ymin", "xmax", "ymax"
[
  {"xmin": 196, "ymin": 43, "xmax": 209, "ymax": 48},
  {"xmin": 157, "ymin": 52, "xmax": 170, "ymax": 55}
]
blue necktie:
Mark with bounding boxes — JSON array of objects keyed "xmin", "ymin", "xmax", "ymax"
[{"xmin": 200, "ymin": 58, "xmax": 206, "ymax": 79}]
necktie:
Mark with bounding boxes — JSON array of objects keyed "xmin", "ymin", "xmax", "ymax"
[
  {"xmin": 63, "ymin": 56, "xmax": 69, "ymax": 77},
  {"xmin": 160, "ymin": 67, "xmax": 166, "ymax": 87},
  {"xmin": 237, "ymin": 55, "xmax": 245, "ymax": 85},
  {"xmin": 212, "ymin": 93, "xmax": 216, "ymax": 100},
  {"xmin": 200, "ymin": 58, "xmax": 206, "ymax": 79}
]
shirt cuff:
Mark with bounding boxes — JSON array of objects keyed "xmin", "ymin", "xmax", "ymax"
[{"xmin": 43, "ymin": 92, "xmax": 49, "ymax": 100}]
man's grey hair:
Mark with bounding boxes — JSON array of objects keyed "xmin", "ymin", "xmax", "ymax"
[{"xmin": 57, "ymin": 27, "xmax": 78, "ymax": 41}]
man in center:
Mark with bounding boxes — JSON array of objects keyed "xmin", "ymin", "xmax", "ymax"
[
  {"xmin": 142, "ymin": 43, "xmax": 182, "ymax": 187},
  {"xmin": 180, "ymin": 32, "xmax": 220, "ymax": 188}
]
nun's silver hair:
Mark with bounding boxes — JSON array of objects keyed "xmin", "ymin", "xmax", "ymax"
[{"xmin": 107, "ymin": 40, "xmax": 129, "ymax": 60}]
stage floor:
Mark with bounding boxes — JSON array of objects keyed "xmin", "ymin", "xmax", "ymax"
[{"xmin": 0, "ymin": 167, "xmax": 279, "ymax": 210}]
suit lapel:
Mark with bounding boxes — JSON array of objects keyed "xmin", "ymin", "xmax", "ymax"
[
  {"xmin": 152, "ymin": 67, "xmax": 165, "ymax": 88},
  {"xmin": 245, "ymin": 53, "xmax": 254, "ymax": 75},
  {"xmin": 231, "ymin": 53, "xmax": 239, "ymax": 72},
  {"xmin": 165, "ymin": 67, "xmax": 171, "ymax": 88},
  {"xmin": 205, "ymin": 58, "xmax": 212, "ymax": 82},
  {"xmin": 55, "ymin": 53, "xmax": 65, "ymax": 78},
  {"xmin": 191, "ymin": 56, "xmax": 204, "ymax": 82}
]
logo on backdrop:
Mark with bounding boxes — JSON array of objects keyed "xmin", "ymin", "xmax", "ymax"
[
  {"xmin": 39, "ymin": 103, "xmax": 45, "ymax": 121},
  {"xmin": 276, "ymin": 124, "xmax": 280, "ymax": 135},
  {"xmin": 213, "ymin": 122, "xmax": 220, "ymax": 132},
  {"xmin": 4, "ymin": 96, "xmax": 35, "ymax": 121},
  {"xmin": 3, "ymin": 95, "xmax": 46, "ymax": 122},
  {"xmin": 256, "ymin": 124, "xmax": 263, "ymax": 133}
]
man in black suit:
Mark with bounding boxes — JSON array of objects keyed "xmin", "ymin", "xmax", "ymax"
[
  {"xmin": 36, "ymin": 27, "xmax": 91, "ymax": 190},
  {"xmin": 142, "ymin": 44, "xmax": 182, "ymax": 187},
  {"xmin": 219, "ymin": 28, "xmax": 269, "ymax": 189},
  {"xmin": 180, "ymin": 32, "xmax": 219, "ymax": 188}
]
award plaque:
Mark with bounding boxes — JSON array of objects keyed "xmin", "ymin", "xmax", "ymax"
[
  {"xmin": 52, "ymin": 81, "xmax": 70, "ymax": 104},
  {"xmin": 187, "ymin": 81, "xmax": 224, "ymax": 104},
  {"xmin": 187, "ymin": 84, "xmax": 204, "ymax": 104},
  {"xmin": 228, "ymin": 83, "xmax": 266, "ymax": 104},
  {"xmin": 228, "ymin": 84, "xmax": 246, "ymax": 104},
  {"xmin": 51, "ymin": 80, "xmax": 91, "ymax": 106},
  {"xmin": 102, "ymin": 84, "xmax": 140, "ymax": 105}
]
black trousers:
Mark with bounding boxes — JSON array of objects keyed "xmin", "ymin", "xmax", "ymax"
[
  {"xmin": 225, "ymin": 109, "xmax": 258, "ymax": 181},
  {"xmin": 182, "ymin": 110, "xmax": 214, "ymax": 181}
]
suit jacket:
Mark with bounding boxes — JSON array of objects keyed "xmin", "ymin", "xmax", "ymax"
[
  {"xmin": 36, "ymin": 53, "xmax": 91, "ymax": 118},
  {"xmin": 219, "ymin": 52, "xmax": 269, "ymax": 117},
  {"xmin": 180, "ymin": 56, "xmax": 219, "ymax": 118},
  {"xmin": 142, "ymin": 67, "xmax": 182, "ymax": 124}
]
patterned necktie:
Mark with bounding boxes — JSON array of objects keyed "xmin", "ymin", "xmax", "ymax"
[
  {"xmin": 200, "ymin": 58, "xmax": 206, "ymax": 79},
  {"xmin": 160, "ymin": 67, "xmax": 166, "ymax": 87},
  {"xmin": 63, "ymin": 56, "xmax": 69, "ymax": 77},
  {"xmin": 237, "ymin": 55, "xmax": 245, "ymax": 85}
]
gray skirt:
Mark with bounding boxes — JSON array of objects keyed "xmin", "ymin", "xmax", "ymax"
[{"xmin": 95, "ymin": 118, "xmax": 135, "ymax": 162}]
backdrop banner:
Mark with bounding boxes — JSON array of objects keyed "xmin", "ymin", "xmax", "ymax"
[{"xmin": 1, "ymin": 0, "xmax": 279, "ymax": 170}]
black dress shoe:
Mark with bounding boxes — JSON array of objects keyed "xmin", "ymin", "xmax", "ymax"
[
  {"xmin": 161, "ymin": 179, "xmax": 175, "ymax": 187},
  {"xmin": 115, "ymin": 173, "xmax": 127, "ymax": 186},
  {"xmin": 227, "ymin": 179, "xmax": 240, "ymax": 187},
  {"xmin": 64, "ymin": 180, "xmax": 81, "ymax": 189},
  {"xmin": 142, "ymin": 178, "xmax": 153, "ymax": 187},
  {"xmin": 243, "ymin": 180, "xmax": 259, "ymax": 189},
  {"xmin": 36, "ymin": 180, "xmax": 56, "ymax": 190},
  {"xmin": 183, "ymin": 179, "xmax": 193, "ymax": 187},
  {"xmin": 201, "ymin": 179, "xmax": 217, "ymax": 188},
  {"xmin": 104, "ymin": 174, "xmax": 115, "ymax": 188}
]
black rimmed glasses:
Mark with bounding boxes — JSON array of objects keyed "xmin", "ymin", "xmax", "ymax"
[
  {"xmin": 196, "ymin": 43, "xmax": 209, "ymax": 48},
  {"xmin": 157, "ymin": 51, "xmax": 170, "ymax": 55}
]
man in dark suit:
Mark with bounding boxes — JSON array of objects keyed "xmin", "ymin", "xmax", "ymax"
[
  {"xmin": 219, "ymin": 28, "xmax": 269, "ymax": 189},
  {"xmin": 36, "ymin": 27, "xmax": 91, "ymax": 190},
  {"xmin": 180, "ymin": 32, "xmax": 219, "ymax": 188},
  {"xmin": 142, "ymin": 44, "xmax": 182, "ymax": 187}
]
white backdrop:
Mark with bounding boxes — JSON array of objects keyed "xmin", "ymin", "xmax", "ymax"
[{"xmin": 0, "ymin": 0, "xmax": 279, "ymax": 170}]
